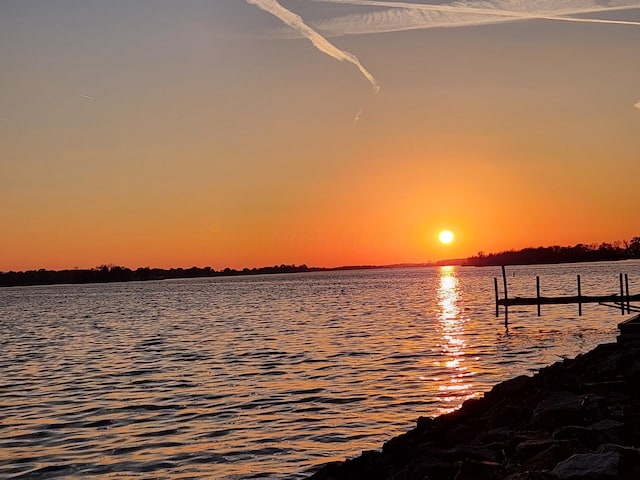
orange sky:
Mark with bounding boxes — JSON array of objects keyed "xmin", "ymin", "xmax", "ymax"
[{"xmin": 1, "ymin": 1, "xmax": 640, "ymax": 271}]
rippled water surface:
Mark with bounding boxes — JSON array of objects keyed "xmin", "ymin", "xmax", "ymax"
[{"xmin": 1, "ymin": 262, "xmax": 639, "ymax": 479}]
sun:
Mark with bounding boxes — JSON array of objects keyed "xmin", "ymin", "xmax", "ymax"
[{"xmin": 438, "ymin": 230, "xmax": 454, "ymax": 245}]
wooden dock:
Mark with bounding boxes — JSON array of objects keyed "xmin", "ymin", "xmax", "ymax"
[
  {"xmin": 498, "ymin": 293, "xmax": 640, "ymax": 307},
  {"xmin": 494, "ymin": 266, "xmax": 639, "ymax": 326}
]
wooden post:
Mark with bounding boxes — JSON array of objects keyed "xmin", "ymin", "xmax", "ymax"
[
  {"xmin": 625, "ymin": 274, "xmax": 630, "ymax": 314},
  {"xmin": 501, "ymin": 266, "xmax": 508, "ymax": 300},
  {"xmin": 536, "ymin": 276, "xmax": 541, "ymax": 316},
  {"xmin": 577, "ymin": 274, "xmax": 582, "ymax": 316},
  {"xmin": 494, "ymin": 277, "xmax": 499, "ymax": 317},
  {"xmin": 620, "ymin": 274, "xmax": 625, "ymax": 315},
  {"xmin": 501, "ymin": 266, "xmax": 508, "ymax": 328}
]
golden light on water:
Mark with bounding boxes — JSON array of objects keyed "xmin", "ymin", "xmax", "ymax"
[{"xmin": 434, "ymin": 266, "xmax": 477, "ymax": 414}]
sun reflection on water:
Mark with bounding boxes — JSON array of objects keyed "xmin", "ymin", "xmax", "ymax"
[{"xmin": 435, "ymin": 266, "xmax": 477, "ymax": 414}]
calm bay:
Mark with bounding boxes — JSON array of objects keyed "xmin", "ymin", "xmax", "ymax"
[{"xmin": 2, "ymin": 261, "xmax": 639, "ymax": 479}]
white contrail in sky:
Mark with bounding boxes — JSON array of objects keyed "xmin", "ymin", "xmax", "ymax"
[
  {"xmin": 306, "ymin": 0, "xmax": 640, "ymax": 36},
  {"xmin": 247, "ymin": 1, "xmax": 639, "ymax": 96},
  {"xmin": 80, "ymin": 94, "xmax": 95, "ymax": 100},
  {"xmin": 246, "ymin": 0, "xmax": 380, "ymax": 91},
  {"xmin": 310, "ymin": 0, "xmax": 640, "ymax": 18}
]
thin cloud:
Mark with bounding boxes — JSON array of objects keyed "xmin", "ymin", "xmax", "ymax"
[
  {"xmin": 306, "ymin": 0, "xmax": 640, "ymax": 36},
  {"xmin": 80, "ymin": 94, "xmax": 95, "ymax": 100},
  {"xmin": 246, "ymin": 0, "xmax": 380, "ymax": 91},
  {"xmin": 353, "ymin": 107, "xmax": 364, "ymax": 126},
  {"xmin": 0, "ymin": 117, "xmax": 19, "ymax": 127},
  {"xmin": 635, "ymin": 99, "xmax": 640, "ymax": 109}
]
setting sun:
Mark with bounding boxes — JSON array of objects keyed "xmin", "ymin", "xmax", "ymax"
[{"xmin": 439, "ymin": 230, "xmax": 455, "ymax": 245}]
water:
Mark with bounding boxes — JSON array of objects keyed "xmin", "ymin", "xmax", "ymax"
[{"xmin": 1, "ymin": 261, "xmax": 639, "ymax": 479}]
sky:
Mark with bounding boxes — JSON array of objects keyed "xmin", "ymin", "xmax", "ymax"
[{"xmin": 1, "ymin": 0, "xmax": 640, "ymax": 271}]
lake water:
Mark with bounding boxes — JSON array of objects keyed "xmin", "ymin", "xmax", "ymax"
[{"xmin": 2, "ymin": 261, "xmax": 639, "ymax": 479}]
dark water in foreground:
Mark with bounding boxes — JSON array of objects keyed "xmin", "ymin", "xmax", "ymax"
[{"xmin": 1, "ymin": 262, "xmax": 639, "ymax": 479}]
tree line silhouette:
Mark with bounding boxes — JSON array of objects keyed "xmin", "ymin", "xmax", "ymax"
[
  {"xmin": 0, "ymin": 264, "xmax": 318, "ymax": 288},
  {"xmin": 3, "ymin": 237, "xmax": 640, "ymax": 287},
  {"xmin": 465, "ymin": 236, "xmax": 640, "ymax": 267}
]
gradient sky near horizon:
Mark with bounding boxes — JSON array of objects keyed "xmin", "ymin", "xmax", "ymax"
[{"xmin": 2, "ymin": 0, "xmax": 640, "ymax": 271}]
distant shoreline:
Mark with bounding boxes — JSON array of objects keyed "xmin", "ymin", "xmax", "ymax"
[
  {"xmin": 3, "ymin": 237, "xmax": 640, "ymax": 288},
  {"xmin": 0, "ymin": 262, "xmax": 446, "ymax": 288},
  {"xmin": 2, "ymin": 255, "xmax": 640, "ymax": 288},
  {"xmin": 465, "ymin": 239, "xmax": 640, "ymax": 266}
]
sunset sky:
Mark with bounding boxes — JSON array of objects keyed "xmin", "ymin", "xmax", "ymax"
[{"xmin": 2, "ymin": 0, "xmax": 640, "ymax": 271}]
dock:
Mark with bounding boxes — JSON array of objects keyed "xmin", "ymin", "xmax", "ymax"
[{"xmin": 494, "ymin": 266, "xmax": 639, "ymax": 326}]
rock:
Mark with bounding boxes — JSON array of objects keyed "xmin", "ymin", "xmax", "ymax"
[
  {"xmin": 515, "ymin": 440, "xmax": 556, "ymax": 463},
  {"xmin": 554, "ymin": 418, "xmax": 625, "ymax": 449},
  {"xmin": 617, "ymin": 316, "xmax": 640, "ymax": 343},
  {"xmin": 503, "ymin": 472, "xmax": 557, "ymax": 480},
  {"xmin": 552, "ymin": 451, "xmax": 620, "ymax": 480},
  {"xmin": 440, "ymin": 423, "xmax": 477, "ymax": 447},
  {"xmin": 533, "ymin": 392, "xmax": 606, "ymax": 430},
  {"xmin": 596, "ymin": 444, "xmax": 640, "ymax": 479},
  {"xmin": 589, "ymin": 418, "xmax": 624, "ymax": 432},
  {"xmin": 458, "ymin": 397, "xmax": 490, "ymax": 417},
  {"xmin": 488, "ymin": 404, "xmax": 533, "ymax": 429},
  {"xmin": 596, "ymin": 443, "xmax": 640, "ymax": 456},
  {"xmin": 485, "ymin": 375, "xmax": 532, "ymax": 403},
  {"xmin": 450, "ymin": 444, "xmax": 499, "ymax": 463},
  {"xmin": 473, "ymin": 426, "xmax": 514, "ymax": 445},
  {"xmin": 522, "ymin": 440, "xmax": 585, "ymax": 472},
  {"xmin": 552, "ymin": 426, "xmax": 603, "ymax": 449},
  {"xmin": 388, "ymin": 460, "xmax": 454, "ymax": 480},
  {"xmin": 505, "ymin": 432, "xmax": 549, "ymax": 458},
  {"xmin": 453, "ymin": 460, "xmax": 504, "ymax": 480},
  {"xmin": 472, "ymin": 442, "xmax": 507, "ymax": 462},
  {"xmin": 416, "ymin": 415, "xmax": 435, "ymax": 431},
  {"xmin": 312, "ymin": 450, "xmax": 387, "ymax": 480}
]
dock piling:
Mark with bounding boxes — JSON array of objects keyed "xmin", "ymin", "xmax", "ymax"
[
  {"xmin": 501, "ymin": 266, "xmax": 508, "ymax": 303},
  {"xmin": 494, "ymin": 277, "xmax": 499, "ymax": 318},
  {"xmin": 620, "ymin": 274, "xmax": 625, "ymax": 315},
  {"xmin": 501, "ymin": 266, "xmax": 508, "ymax": 328},
  {"xmin": 536, "ymin": 276, "xmax": 541, "ymax": 316},
  {"xmin": 625, "ymin": 274, "xmax": 630, "ymax": 314},
  {"xmin": 577, "ymin": 275, "xmax": 582, "ymax": 316}
]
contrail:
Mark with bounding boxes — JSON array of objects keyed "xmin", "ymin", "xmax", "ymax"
[
  {"xmin": 306, "ymin": 0, "xmax": 640, "ymax": 35},
  {"xmin": 80, "ymin": 94, "xmax": 95, "ymax": 100},
  {"xmin": 309, "ymin": 0, "xmax": 640, "ymax": 19},
  {"xmin": 246, "ymin": 0, "xmax": 380, "ymax": 92}
]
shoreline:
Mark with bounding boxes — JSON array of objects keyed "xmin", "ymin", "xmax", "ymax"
[
  {"xmin": 308, "ymin": 318, "xmax": 640, "ymax": 480},
  {"xmin": 4, "ymin": 258, "xmax": 639, "ymax": 289}
]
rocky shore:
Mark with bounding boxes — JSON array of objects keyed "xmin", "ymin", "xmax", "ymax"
[{"xmin": 309, "ymin": 329, "xmax": 640, "ymax": 479}]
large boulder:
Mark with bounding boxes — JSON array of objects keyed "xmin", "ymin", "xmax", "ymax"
[
  {"xmin": 552, "ymin": 451, "xmax": 620, "ymax": 480},
  {"xmin": 533, "ymin": 392, "xmax": 607, "ymax": 430}
]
